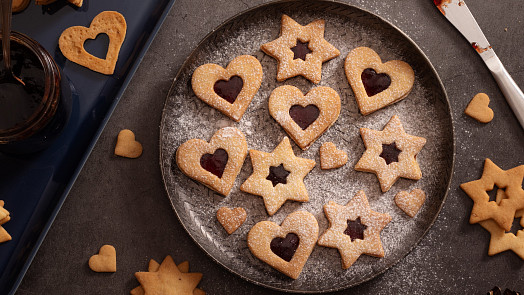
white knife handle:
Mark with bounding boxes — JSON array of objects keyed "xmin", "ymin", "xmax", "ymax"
[{"xmin": 489, "ymin": 57, "xmax": 524, "ymax": 129}]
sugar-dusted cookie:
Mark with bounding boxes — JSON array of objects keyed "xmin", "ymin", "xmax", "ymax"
[
  {"xmin": 268, "ymin": 85, "xmax": 341, "ymax": 150},
  {"xmin": 247, "ymin": 210, "xmax": 319, "ymax": 279},
  {"xmin": 240, "ymin": 137, "xmax": 315, "ymax": 215},
  {"xmin": 216, "ymin": 207, "xmax": 247, "ymax": 234},
  {"xmin": 460, "ymin": 158, "xmax": 524, "ymax": 231},
  {"xmin": 115, "ymin": 129, "xmax": 143, "ymax": 158},
  {"xmin": 261, "ymin": 14, "xmax": 340, "ymax": 84},
  {"xmin": 394, "ymin": 188, "xmax": 426, "ymax": 218},
  {"xmin": 355, "ymin": 115, "xmax": 426, "ymax": 192},
  {"xmin": 479, "ymin": 209, "xmax": 524, "ymax": 260},
  {"xmin": 317, "ymin": 190, "xmax": 391, "ymax": 269},
  {"xmin": 176, "ymin": 127, "xmax": 248, "ymax": 196},
  {"xmin": 344, "ymin": 47, "xmax": 414, "ymax": 115},
  {"xmin": 465, "ymin": 93, "xmax": 494, "ymax": 123},
  {"xmin": 88, "ymin": 245, "xmax": 116, "ymax": 273},
  {"xmin": 192, "ymin": 55, "xmax": 263, "ymax": 122},
  {"xmin": 320, "ymin": 142, "xmax": 348, "ymax": 170}
]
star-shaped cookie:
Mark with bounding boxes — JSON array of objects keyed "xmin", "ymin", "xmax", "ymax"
[
  {"xmin": 480, "ymin": 209, "xmax": 524, "ymax": 259},
  {"xmin": 261, "ymin": 14, "xmax": 340, "ymax": 84},
  {"xmin": 317, "ymin": 190, "xmax": 391, "ymax": 269},
  {"xmin": 240, "ymin": 137, "xmax": 316, "ymax": 216},
  {"xmin": 460, "ymin": 158, "xmax": 524, "ymax": 231},
  {"xmin": 355, "ymin": 115, "xmax": 426, "ymax": 192}
]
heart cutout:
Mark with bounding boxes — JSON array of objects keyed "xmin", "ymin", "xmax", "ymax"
[
  {"xmin": 192, "ymin": 55, "xmax": 263, "ymax": 121},
  {"xmin": 88, "ymin": 244, "xmax": 116, "ymax": 272},
  {"xmin": 394, "ymin": 188, "xmax": 426, "ymax": 218},
  {"xmin": 59, "ymin": 11, "xmax": 126, "ymax": 75},
  {"xmin": 464, "ymin": 93, "xmax": 494, "ymax": 123},
  {"xmin": 114, "ymin": 129, "xmax": 143, "ymax": 158},
  {"xmin": 200, "ymin": 149, "xmax": 228, "ymax": 178},
  {"xmin": 270, "ymin": 233, "xmax": 299, "ymax": 262},
  {"xmin": 269, "ymin": 85, "xmax": 341, "ymax": 150},
  {"xmin": 345, "ymin": 47, "xmax": 414, "ymax": 115},
  {"xmin": 247, "ymin": 211, "xmax": 319, "ymax": 279},
  {"xmin": 320, "ymin": 142, "xmax": 348, "ymax": 169},
  {"xmin": 216, "ymin": 207, "xmax": 247, "ymax": 234},
  {"xmin": 176, "ymin": 127, "xmax": 247, "ymax": 196}
]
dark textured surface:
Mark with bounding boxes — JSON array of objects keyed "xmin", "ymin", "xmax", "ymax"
[{"xmin": 14, "ymin": 0, "xmax": 524, "ymax": 294}]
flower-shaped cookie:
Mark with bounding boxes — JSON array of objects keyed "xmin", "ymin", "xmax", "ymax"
[
  {"xmin": 240, "ymin": 137, "xmax": 315, "ymax": 215},
  {"xmin": 355, "ymin": 115, "xmax": 426, "ymax": 192},
  {"xmin": 317, "ymin": 190, "xmax": 391, "ymax": 269},
  {"xmin": 261, "ymin": 14, "xmax": 340, "ymax": 84}
]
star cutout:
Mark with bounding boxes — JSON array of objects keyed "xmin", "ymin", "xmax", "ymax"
[
  {"xmin": 317, "ymin": 190, "xmax": 392, "ymax": 269},
  {"xmin": 479, "ymin": 209, "xmax": 524, "ymax": 259},
  {"xmin": 355, "ymin": 115, "xmax": 426, "ymax": 192},
  {"xmin": 460, "ymin": 158, "xmax": 524, "ymax": 231},
  {"xmin": 261, "ymin": 14, "xmax": 340, "ymax": 84},
  {"xmin": 240, "ymin": 137, "xmax": 316, "ymax": 216},
  {"xmin": 135, "ymin": 255, "xmax": 202, "ymax": 295}
]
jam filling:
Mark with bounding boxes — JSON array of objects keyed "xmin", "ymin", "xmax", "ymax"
[
  {"xmin": 343, "ymin": 217, "xmax": 367, "ymax": 241},
  {"xmin": 213, "ymin": 75, "xmax": 243, "ymax": 104},
  {"xmin": 270, "ymin": 233, "xmax": 299, "ymax": 262},
  {"xmin": 266, "ymin": 163, "xmax": 290, "ymax": 187},
  {"xmin": 200, "ymin": 148, "xmax": 228, "ymax": 178},
  {"xmin": 289, "ymin": 104, "xmax": 320, "ymax": 130},
  {"xmin": 361, "ymin": 68, "xmax": 391, "ymax": 97},
  {"xmin": 380, "ymin": 142, "xmax": 401, "ymax": 165},
  {"xmin": 290, "ymin": 40, "xmax": 312, "ymax": 61}
]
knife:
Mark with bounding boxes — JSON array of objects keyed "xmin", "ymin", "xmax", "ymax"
[{"xmin": 434, "ymin": 0, "xmax": 524, "ymax": 129}]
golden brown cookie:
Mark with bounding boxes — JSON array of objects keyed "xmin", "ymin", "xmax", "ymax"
[
  {"xmin": 36, "ymin": 0, "xmax": 82, "ymax": 6},
  {"xmin": 320, "ymin": 142, "xmax": 348, "ymax": 170},
  {"xmin": 261, "ymin": 14, "xmax": 340, "ymax": 84},
  {"xmin": 268, "ymin": 85, "xmax": 341, "ymax": 150},
  {"xmin": 192, "ymin": 55, "xmax": 263, "ymax": 122},
  {"xmin": 394, "ymin": 188, "xmax": 426, "ymax": 218},
  {"xmin": 355, "ymin": 115, "xmax": 426, "ymax": 192},
  {"xmin": 88, "ymin": 244, "xmax": 116, "ymax": 273},
  {"xmin": 13, "ymin": 0, "xmax": 30, "ymax": 12},
  {"xmin": 59, "ymin": 11, "xmax": 126, "ymax": 75},
  {"xmin": 317, "ymin": 190, "xmax": 391, "ymax": 269},
  {"xmin": 240, "ymin": 137, "xmax": 315, "ymax": 215},
  {"xmin": 216, "ymin": 207, "xmax": 247, "ymax": 234},
  {"xmin": 115, "ymin": 129, "xmax": 143, "ymax": 158},
  {"xmin": 0, "ymin": 201, "xmax": 11, "ymax": 244},
  {"xmin": 247, "ymin": 210, "xmax": 319, "ymax": 279},
  {"xmin": 344, "ymin": 47, "xmax": 414, "ymax": 115},
  {"xmin": 464, "ymin": 93, "xmax": 494, "ymax": 123},
  {"xmin": 479, "ymin": 209, "xmax": 524, "ymax": 259}
]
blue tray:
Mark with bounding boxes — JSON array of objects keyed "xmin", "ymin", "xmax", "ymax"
[{"xmin": 0, "ymin": 0, "xmax": 176, "ymax": 293}]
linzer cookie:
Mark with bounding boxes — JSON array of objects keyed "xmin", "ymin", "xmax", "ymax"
[
  {"xmin": 240, "ymin": 137, "xmax": 315, "ymax": 215},
  {"xmin": 261, "ymin": 14, "xmax": 340, "ymax": 84},
  {"xmin": 269, "ymin": 85, "xmax": 341, "ymax": 150},
  {"xmin": 317, "ymin": 190, "xmax": 391, "ymax": 269},
  {"xmin": 247, "ymin": 210, "xmax": 319, "ymax": 279},
  {"xmin": 192, "ymin": 55, "xmax": 263, "ymax": 121},
  {"xmin": 355, "ymin": 115, "xmax": 426, "ymax": 192},
  {"xmin": 480, "ymin": 209, "xmax": 524, "ymax": 260},
  {"xmin": 320, "ymin": 142, "xmax": 348, "ymax": 170},
  {"xmin": 344, "ymin": 47, "xmax": 414, "ymax": 115},
  {"xmin": 176, "ymin": 127, "xmax": 248, "ymax": 196}
]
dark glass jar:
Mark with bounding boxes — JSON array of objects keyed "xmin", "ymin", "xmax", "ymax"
[{"xmin": 0, "ymin": 31, "xmax": 71, "ymax": 154}]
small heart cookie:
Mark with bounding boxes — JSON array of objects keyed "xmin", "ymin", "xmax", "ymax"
[
  {"xmin": 176, "ymin": 127, "xmax": 248, "ymax": 196},
  {"xmin": 59, "ymin": 11, "xmax": 126, "ymax": 75},
  {"xmin": 216, "ymin": 207, "xmax": 247, "ymax": 234},
  {"xmin": 394, "ymin": 189, "xmax": 426, "ymax": 218},
  {"xmin": 88, "ymin": 244, "xmax": 116, "ymax": 272},
  {"xmin": 269, "ymin": 85, "xmax": 341, "ymax": 150},
  {"xmin": 344, "ymin": 47, "xmax": 414, "ymax": 115},
  {"xmin": 115, "ymin": 129, "xmax": 143, "ymax": 158},
  {"xmin": 247, "ymin": 210, "xmax": 319, "ymax": 279},
  {"xmin": 192, "ymin": 55, "xmax": 263, "ymax": 122},
  {"xmin": 464, "ymin": 93, "xmax": 494, "ymax": 123},
  {"xmin": 320, "ymin": 142, "xmax": 348, "ymax": 169}
]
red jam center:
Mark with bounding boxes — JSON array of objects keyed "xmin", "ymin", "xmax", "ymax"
[
  {"xmin": 213, "ymin": 75, "xmax": 243, "ymax": 104},
  {"xmin": 343, "ymin": 217, "xmax": 367, "ymax": 241},
  {"xmin": 291, "ymin": 40, "xmax": 312, "ymax": 61},
  {"xmin": 289, "ymin": 104, "xmax": 320, "ymax": 130},
  {"xmin": 361, "ymin": 68, "xmax": 391, "ymax": 97},
  {"xmin": 200, "ymin": 148, "xmax": 228, "ymax": 178},
  {"xmin": 380, "ymin": 142, "xmax": 401, "ymax": 165},
  {"xmin": 270, "ymin": 233, "xmax": 299, "ymax": 262},
  {"xmin": 266, "ymin": 163, "xmax": 290, "ymax": 187}
]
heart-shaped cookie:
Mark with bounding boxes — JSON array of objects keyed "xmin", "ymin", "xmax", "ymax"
[
  {"xmin": 176, "ymin": 127, "xmax": 247, "ymax": 196},
  {"xmin": 192, "ymin": 55, "xmax": 263, "ymax": 122},
  {"xmin": 464, "ymin": 93, "xmax": 494, "ymax": 123},
  {"xmin": 394, "ymin": 188, "xmax": 426, "ymax": 218},
  {"xmin": 320, "ymin": 142, "xmax": 348, "ymax": 169},
  {"xmin": 247, "ymin": 210, "xmax": 319, "ymax": 279},
  {"xmin": 344, "ymin": 47, "xmax": 414, "ymax": 115},
  {"xmin": 88, "ymin": 244, "xmax": 116, "ymax": 272},
  {"xmin": 216, "ymin": 207, "xmax": 247, "ymax": 234},
  {"xmin": 114, "ymin": 129, "xmax": 143, "ymax": 158},
  {"xmin": 59, "ymin": 11, "xmax": 126, "ymax": 75},
  {"xmin": 269, "ymin": 85, "xmax": 341, "ymax": 150}
]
